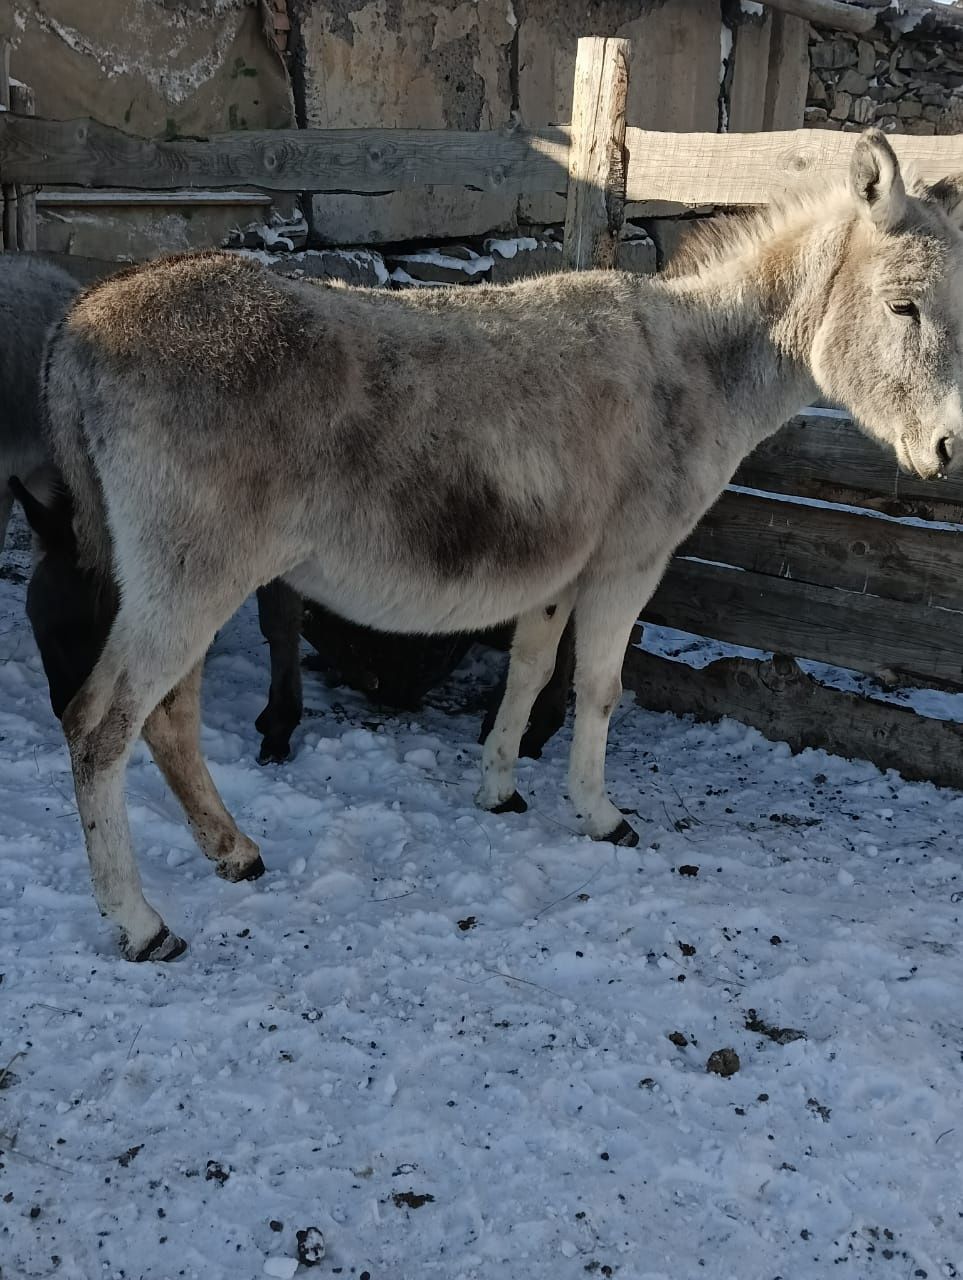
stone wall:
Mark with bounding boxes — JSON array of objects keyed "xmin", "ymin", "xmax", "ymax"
[{"xmin": 806, "ymin": 23, "xmax": 963, "ymax": 134}]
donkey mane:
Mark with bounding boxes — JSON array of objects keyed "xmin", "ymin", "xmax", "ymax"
[{"xmin": 663, "ymin": 187, "xmax": 854, "ymax": 279}]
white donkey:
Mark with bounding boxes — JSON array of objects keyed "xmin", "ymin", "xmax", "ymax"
[{"xmin": 17, "ymin": 131, "xmax": 963, "ymax": 960}]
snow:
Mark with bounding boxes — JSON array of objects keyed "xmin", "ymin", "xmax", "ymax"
[
  {"xmin": 391, "ymin": 250, "xmax": 495, "ymax": 277},
  {"xmin": 484, "ymin": 237, "xmax": 540, "ymax": 260},
  {"xmin": 2, "ymin": 514, "xmax": 963, "ymax": 1280}
]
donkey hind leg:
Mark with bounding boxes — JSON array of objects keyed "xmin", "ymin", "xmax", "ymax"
[
  {"xmin": 568, "ymin": 572, "xmax": 664, "ymax": 847},
  {"xmin": 65, "ymin": 595, "xmax": 245, "ymax": 962},
  {"xmin": 476, "ymin": 589, "xmax": 575, "ymax": 815},
  {"xmin": 142, "ymin": 662, "xmax": 264, "ymax": 882},
  {"xmin": 255, "ymin": 579, "xmax": 304, "ymax": 764}
]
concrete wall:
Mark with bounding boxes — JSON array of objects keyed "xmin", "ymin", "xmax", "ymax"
[{"xmin": 1, "ymin": 0, "xmax": 295, "ymax": 137}]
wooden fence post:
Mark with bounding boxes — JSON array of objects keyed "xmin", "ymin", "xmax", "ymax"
[
  {"xmin": 0, "ymin": 38, "xmax": 13, "ymax": 252},
  {"xmin": 562, "ymin": 36, "xmax": 631, "ymax": 272},
  {"xmin": 9, "ymin": 82, "xmax": 37, "ymax": 250}
]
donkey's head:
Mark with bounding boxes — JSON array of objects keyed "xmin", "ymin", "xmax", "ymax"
[
  {"xmin": 811, "ymin": 130, "xmax": 963, "ymax": 480},
  {"xmin": 9, "ymin": 476, "xmax": 117, "ymax": 720}
]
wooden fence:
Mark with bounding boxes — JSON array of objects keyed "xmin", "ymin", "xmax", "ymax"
[{"xmin": 3, "ymin": 35, "xmax": 963, "ymax": 785}]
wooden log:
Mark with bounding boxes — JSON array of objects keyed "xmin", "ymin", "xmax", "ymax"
[
  {"xmin": 756, "ymin": 0, "xmax": 876, "ymax": 34},
  {"xmin": 622, "ymin": 647, "xmax": 963, "ymax": 792},
  {"xmin": 0, "ymin": 38, "xmax": 12, "ymax": 253},
  {"xmin": 762, "ymin": 14, "xmax": 811, "ymax": 130},
  {"xmin": 9, "ymin": 82, "xmax": 36, "ymax": 251},
  {"xmin": 737, "ymin": 412, "xmax": 963, "ymax": 520},
  {"xmin": 642, "ymin": 557, "xmax": 963, "ymax": 688},
  {"xmin": 562, "ymin": 37, "xmax": 631, "ymax": 272},
  {"xmin": 681, "ymin": 489, "xmax": 963, "ymax": 611},
  {"xmin": 0, "ymin": 115, "xmax": 571, "ymax": 194},
  {"xmin": 624, "ymin": 128, "xmax": 963, "ymax": 206}
]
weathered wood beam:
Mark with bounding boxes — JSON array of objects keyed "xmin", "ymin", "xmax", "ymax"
[
  {"xmin": 0, "ymin": 38, "xmax": 12, "ymax": 252},
  {"xmin": 623, "ymin": 648, "xmax": 963, "ymax": 792},
  {"xmin": 9, "ymin": 82, "xmax": 37, "ymax": 251},
  {"xmin": 624, "ymin": 129, "xmax": 963, "ymax": 206},
  {"xmin": 642, "ymin": 557, "xmax": 963, "ymax": 688},
  {"xmin": 0, "ymin": 115, "xmax": 571, "ymax": 194},
  {"xmin": 680, "ymin": 488, "xmax": 963, "ymax": 612},
  {"xmin": 562, "ymin": 36, "xmax": 631, "ymax": 271},
  {"xmin": 737, "ymin": 412, "xmax": 963, "ymax": 520},
  {"xmin": 756, "ymin": 0, "xmax": 876, "ymax": 34}
]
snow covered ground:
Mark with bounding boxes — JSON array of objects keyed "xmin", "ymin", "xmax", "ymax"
[{"xmin": 2, "ymin": 514, "xmax": 962, "ymax": 1280}]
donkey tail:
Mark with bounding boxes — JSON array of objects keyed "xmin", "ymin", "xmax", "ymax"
[{"xmin": 40, "ymin": 317, "xmax": 114, "ymax": 580}]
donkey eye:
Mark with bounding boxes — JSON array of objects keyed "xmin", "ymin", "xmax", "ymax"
[{"xmin": 888, "ymin": 300, "xmax": 919, "ymax": 320}]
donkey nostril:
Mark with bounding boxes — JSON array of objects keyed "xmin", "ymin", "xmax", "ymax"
[{"xmin": 936, "ymin": 436, "xmax": 952, "ymax": 469}]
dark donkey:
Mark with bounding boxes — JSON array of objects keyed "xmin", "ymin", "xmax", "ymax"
[
  {"xmin": 255, "ymin": 577, "xmax": 573, "ymax": 765},
  {"xmin": 0, "ymin": 255, "xmax": 78, "ymax": 553}
]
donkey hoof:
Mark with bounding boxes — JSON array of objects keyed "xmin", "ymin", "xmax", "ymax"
[
  {"xmin": 217, "ymin": 854, "xmax": 266, "ymax": 883},
  {"xmin": 597, "ymin": 818, "xmax": 640, "ymax": 848},
  {"xmin": 126, "ymin": 926, "xmax": 188, "ymax": 963},
  {"xmin": 492, "ymin": 791, "xmax": 528, "ymax": 815},
  {"xmin": 258, "ymin": 740, "xmax": 291, "ymax": 766}
]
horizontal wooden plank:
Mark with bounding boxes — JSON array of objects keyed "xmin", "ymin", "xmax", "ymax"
[
  {"xmin": 680, "ymin": 489, "xmax": 963, "ymax": 611},
  {"xmin": 625, "ymin": 129, "xmax": 963, "ymax": 206},
  {"xmin": 622, "ymin": 648, "xmax": 963, "ymax": 792},
  {"xmin": 757, "ymin": 0, "xmax": 875, "ymax": 34},
  {"xmin": 0, "ymin": 115, "xmax": 571, "ymax": 194},
  {"xmin": 642, "ymin": 557, "xmax": 963, "ymax": 687},
  {"xmin": 737, "ymin": 412, "xmax": 963, "ymax": 520}
]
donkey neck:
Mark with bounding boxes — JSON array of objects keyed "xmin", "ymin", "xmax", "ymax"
[{"xmin": 660, "ymin": 214, "xmax": 853, "ymax": 450}]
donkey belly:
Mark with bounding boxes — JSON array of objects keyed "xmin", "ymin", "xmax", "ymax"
[{"xmin": 283, "ymin": 554, "xmax": 585, "ymax": 636}]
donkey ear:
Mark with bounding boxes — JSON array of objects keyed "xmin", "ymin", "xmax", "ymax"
[
  {"xmin": 850, "ymin": 129, "xmax": 906, "ymax": 230},
  {"xmin": 922, "ymin": 175, "xmax": 963, "ymax": 230},
  {"xmin": 8, "ymin": 476, "xmax": 72, "ymax": 551}
]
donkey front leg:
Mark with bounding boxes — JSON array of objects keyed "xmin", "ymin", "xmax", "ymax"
[
  {"xmin": 476, "ymin": 590, "xmax": 574, "ymax": 814},
  {"xmin": 142, "ymin": 662, "xmax": 264, "ymax": 882},
  {"xmin": 568, "ymin": 571, "xmax": 665, "ymax": 846},
  {"xmin": 255, "ymin": 579, "xmax": 304, "ymax": 764}
]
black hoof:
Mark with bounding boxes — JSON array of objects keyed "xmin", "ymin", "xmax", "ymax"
[
  {"xmin": 218, "ymin": 854, "xmax": 266, "ymax": 883},
  {"xmin": 518, "ymin": 739, "xmax": 544, "ymax": 761},
  {"xmin": 258, "ymin": 740, "xmax": 291, "ymax": 766},
  {"xmin": 492, "ymin": 791, "xmax": 528, "ymax": 815},
  {"xmin": 127, "ymin": 926, "xmax": 187, "ymax": 963},
  {"xmin": 597, "ymin": 818, "xmax": 640, "ymax": 848}
]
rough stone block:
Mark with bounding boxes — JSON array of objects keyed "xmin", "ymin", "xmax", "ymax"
[
  {"xmin": 616, "ymin": 237, "xmax": 657, "ymax": 275},
  {"xmin": 810, "ymin": 40, "xmax": 857, "ymax": 70},
  {"xmin": 808, "ymin": 73, "xmax": 828, "ymax": 105},
  {"xmin": 488, "ymin": 238, "xmax": 563, "ymax": 283},
  {"xmin": 837, "ymin": 69, "xmax": 869, "ymax": 95},
  {"xmin": 311, "ymin": 190, "xmax": 515, "ymax": 245},
  {"xmin": 830, "ymin": 91, "xmax": 853, "ymax": 120},
  {"xmin": 857, "ymin": 40, "xmax": 877, "ymax": 77},
  {"xmin": 898, "ymin": 99, "xmax": 923, "ymax": 118},
  {"xmin": 851, "ymin": 96, "xmax": 875, "ymax": 124}
]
